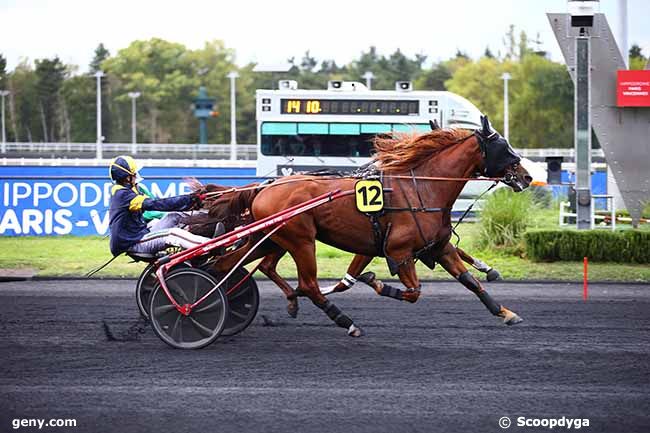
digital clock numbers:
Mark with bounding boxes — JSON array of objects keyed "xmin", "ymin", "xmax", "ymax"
[{"xmin": 281, "ymin": 99, "xmax": 419, "ymax": 116}]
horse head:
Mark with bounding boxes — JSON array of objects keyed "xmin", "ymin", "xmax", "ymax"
[{"xmin": 475, "ymin": 115, "xmax": 531, "ymax": 192}]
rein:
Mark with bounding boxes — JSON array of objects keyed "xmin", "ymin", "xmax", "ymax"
[
  {"xmin": 201, "ymin": 132, "xmax": 504, "ymax": 199},
  {"xmin": 202, "ymin": 174, "xmax": 504, "ymax": 199}
]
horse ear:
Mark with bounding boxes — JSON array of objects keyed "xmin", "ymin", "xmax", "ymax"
[
  {"xmin": 429, "ymin": 119, "xmax": 440, "ymax": 130},
  {"xmin": 480, "ymin": 115, "xmax": 490, "ymax": 134}
]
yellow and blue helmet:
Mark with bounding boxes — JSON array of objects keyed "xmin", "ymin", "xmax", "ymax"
[{"xmin": 109, "ymin": 155, "xmax": 140, "ymax": 182}]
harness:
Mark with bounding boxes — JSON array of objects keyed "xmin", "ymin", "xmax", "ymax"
[
  {"xmin": 361, "ymin": 168, "xmax": 453, "ymax": 275},
  {"xmin": 196, "ymin": 125, "xmax": 518, "ymax": 276},
  {"xmin": 357, "ymin": 130, "xmax": 510, "ymax": 275}
]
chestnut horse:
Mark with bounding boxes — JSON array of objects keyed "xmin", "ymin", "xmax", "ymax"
[
  {"xmin": 205, "ymin": 116, "xmax": 531, "ymax": 336},
  {"xmin": 187, "ymin": 187, "xmax": 502, "ymax": 319}
]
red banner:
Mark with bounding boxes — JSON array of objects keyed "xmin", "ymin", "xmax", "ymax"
[{"xmin": 617, "ymin": 70, "xmax": 650, "ymax": 107}]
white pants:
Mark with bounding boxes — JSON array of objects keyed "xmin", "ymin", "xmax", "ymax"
[{"xmin": 129, "ymin": 213, "xmax": 211, "ymax": 255}]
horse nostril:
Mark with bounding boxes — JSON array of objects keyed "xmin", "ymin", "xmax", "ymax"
[{"xmin": 524, "ymin": 175, "xmax": 533, "ymax": 183}]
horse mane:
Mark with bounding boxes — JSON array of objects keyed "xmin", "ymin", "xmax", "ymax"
[{"xmin": 372, "ymin": 128, "xmax": 472, "ymax": 173}]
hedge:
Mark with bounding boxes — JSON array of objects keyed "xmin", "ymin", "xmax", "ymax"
[{"xmin": 524, "ymin": 230, "xmax": 650, "ymax": 263}]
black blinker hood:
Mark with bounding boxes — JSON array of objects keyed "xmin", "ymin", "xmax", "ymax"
[{"xmin": 475, "ymin": 116, "xmax": 521, "ymax": 177}]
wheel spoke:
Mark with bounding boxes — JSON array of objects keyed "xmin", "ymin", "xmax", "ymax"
[
  {"xmin": 228, "ymin": 286, "xmax": 249, "ymax": 301},
  {"xmin": 169, "ymin": 279, "xmax": 189, "ymax": 303},
  {"xmin": 153, "ymin": 304, "xmax": 176, "ymax": 316},
  {"xmin": 230, "ymin": 309, "xmax": 248, "ymax": 320},
  {"xmin": 170, "ymin": 314, "xmax": 182, "ymax": 340},
  {"xmin": 194, "ymin": 297, "xmax": 223, "ymax": 314},
  {"xmin": 192, "ymin": 276, "xmax": 199, "ymax": 303},
  {"xmin": 188, "ymin": 316, "xmax": 214, "ymax": 338}
]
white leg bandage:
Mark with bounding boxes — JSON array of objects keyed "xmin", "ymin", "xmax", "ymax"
[
  {"xmin": 341, "ymin": 273, "xmax": 357, "ymax": 288},
  {"xmin": 320, "ymin": 273, "xmax": 358, "ymax": 296},
  {"xmin": 471, "ymin": 258, "xmax": 491, "ymax": 273}
]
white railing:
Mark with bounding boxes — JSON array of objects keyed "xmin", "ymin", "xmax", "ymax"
[
  {"xmin": 0, "ymin": 142, "xmax": 257, "ymax": 160},
  {"xmin": 517, "ymin": 148, "xmax": 604, "ymax": 159},
  {"xmin": 0, "ymin": 143, "xmax": 604, "ymax": 161},
  {"xmin": 559, "ymin": 195, "xmax": 616, "ymax": 230}
]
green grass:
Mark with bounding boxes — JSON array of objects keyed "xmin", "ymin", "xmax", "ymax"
[{"xmin": 1, "ymin": 221, "xmax": 649, "ymax": 282}]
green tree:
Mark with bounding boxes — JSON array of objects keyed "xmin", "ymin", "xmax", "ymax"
[
  {"xmin": 445, "ymin": 52, "xmax": 573, "ymax": 149},
  {"xmin": 61, "ymin": 75, "xmax": 96, "ymax": 142},
  {"xmin": 319, "ymin": 59, "xmax": 346, "ymax": 76},
  {"xmin": 0, "ymin": 53, "xmax": 7, "ymax": 89},
  {"xmin": 415, "ymin": 62, "xmax": 451, "ymax": 90},
  {"xmin": 502, "ymin": 25, "xmax": 533, "ymax": 61},
  {"xmin": 7, "ymin": 60, "xmax": 40, "ymax": 141},
  {"xmin": 187, "ymin": 40, "xmax": 239, "ymax": 143},
  {"xmin": 103, "ymin": 38, "xmax": 201, "ymax": 143},
  {"xmin": 35, "ymin": 57, "xmax": 67, "ymax": 142},
  {"xmin": 89, "ymin": 43, "xmax": 110, "ymax": 73},
  {"xmin": 346, "ymin": 46, "xmax": 382, "ymax": 85},
  {"xmin": 445, "ymin": 57, "xmax": 514, "ymax": 131},
  {"xmin": 629, "ymin": 44, "xmax": 647, "ymax": 70},
  {"xmin": 510, "ymin": 54, "xmax": 573, "ymax": 148},
  {"xmin": 285, "ymin": 51, "xmax": 331, "ymax": 90},
  {"xmin": 346, "ymin": 47, "xmax": 425, "ymax": 89}
]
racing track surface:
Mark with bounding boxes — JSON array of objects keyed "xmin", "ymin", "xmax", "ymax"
[{"xmin": 1, "ymin": 279, "xmax": 648, "ymax": 433}]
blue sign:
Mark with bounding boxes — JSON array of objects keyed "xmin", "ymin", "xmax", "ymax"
[
  {"xmin": 548, "ymin": 169, "xmax": 608, "ymax": 209},
  {"xmin": 0, "ymin": 165, "xmax": 255, "ymax": 236}
]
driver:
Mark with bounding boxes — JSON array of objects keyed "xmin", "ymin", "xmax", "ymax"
[{"xmin": 108, "ymin": 155, "xmax": 211, "ymax": 257}]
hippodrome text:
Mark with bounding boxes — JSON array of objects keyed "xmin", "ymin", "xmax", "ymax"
[{"xmin": 0, "ymin": 181, "xmax": 192, "ymax": 236}]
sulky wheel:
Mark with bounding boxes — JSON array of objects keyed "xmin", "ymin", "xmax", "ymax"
[
  {"xmin": 135, "ymin": 262, "xmax": 188, "ymax": 320},
  {"xmin": 149, "ymin": 268, "xmax": 229, "ymax": 349},
  {"xmin": 204, "ymin": 267, "xmax": 260, "ymax": 337}
]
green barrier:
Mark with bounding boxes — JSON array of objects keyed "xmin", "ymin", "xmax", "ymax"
[{"xmin": 524, "ymin": 229, "xmax": 650, "ymax": 263}]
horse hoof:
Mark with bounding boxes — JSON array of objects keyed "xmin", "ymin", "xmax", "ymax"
[
  {"xmin": 486, "ymin": 269, "xmax": 502, "ymax": 282},
  {"xmin": 401, "ymin": 289, "xmax": 421, "ymax": 303},
  {"xmin": 287, "ymin": 302, "xmax": 299, "ymax": 319},
  {"xmin": 499, "ymin": 307, "xmax": 523, "ymax": 326},
  {"xmin": 503, "ymin": 312, "xmax": 523, "ymax": 326},
  {"xmin": 347, "ymin": 324, "xmax": 363, "ymax": 337},
  {"xmin": 505, "ymin": 314, "xmax": 523, "ymax": 325},
  {"xmin": 319, "ymin": 284, "xmax": 336, "ymax": 296}
]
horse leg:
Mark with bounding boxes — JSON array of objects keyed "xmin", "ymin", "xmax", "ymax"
[
  {"xmin": 438, "ymin": 244, "xmax": 522, "ymax": 325},
  {"xmin": 320, "ymin": 254, "xmax": 373, "ymax": 296},
  {"xmin": 286, "ymin": 243, "xmax": 363, "ymax": 337},
  {"xmin": 354, "ymin": 255, "xmax": 422, "ymax": 303},
  {"xmin": 257, "ymin": 249, "xmax": 300, "ymax": 318},
  {"xmin": 457, "ymin": 246, "xmax": 502, "ymax": 282},
  {"xmin": 320, "ymin": 253, "xmax": 422, "ymax": 304}
]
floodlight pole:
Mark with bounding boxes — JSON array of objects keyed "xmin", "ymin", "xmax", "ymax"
[
  {"xmin": 128, "ymin": 91, "xmax": 141, "ymax": 154},
  {"xmin": 501, "ymin": 72, "xmax": 511, "ymax": 141},
  {"xmin": 95, "ymin": 71, "xmax": 104, "ymax": 160},
  {"xmin": 228, "ymin": 71, "xmax": 239, "ymax": 160},
  {"xmin": 0, "ymin": 90, "xmax": 9, "ymax": 153}
]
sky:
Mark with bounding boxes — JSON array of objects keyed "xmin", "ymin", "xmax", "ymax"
[{"xmin": 1, "ymin": 0, "xmax": 649, "ymax": 73}]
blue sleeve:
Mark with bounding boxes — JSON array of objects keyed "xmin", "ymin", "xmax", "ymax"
[{"xmin": 142, "ymin": 194, "xmax": 193, "ymax": 212}]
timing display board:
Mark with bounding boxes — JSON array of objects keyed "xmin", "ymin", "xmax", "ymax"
[{"xmin": 281, "ymin": 99, "xmax": 419, "ymax": 115}]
